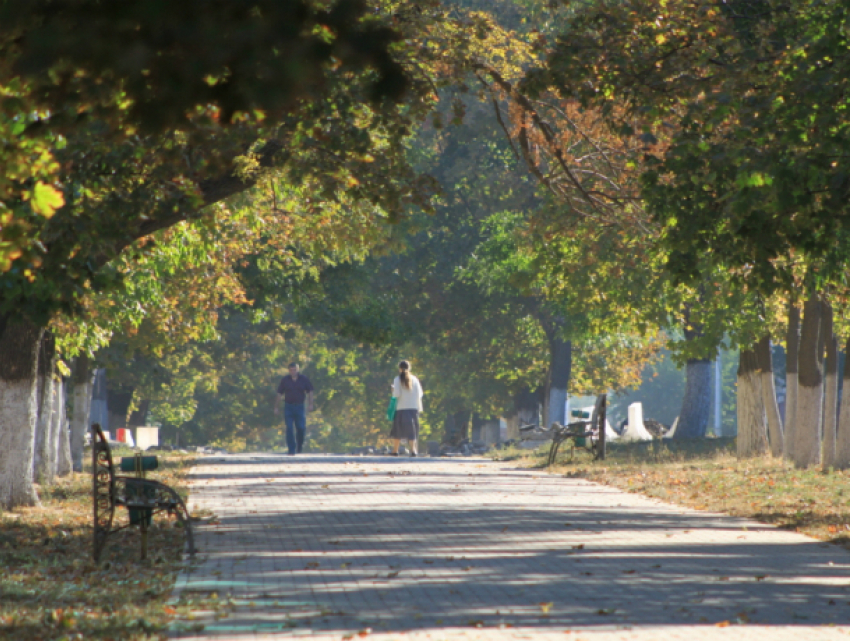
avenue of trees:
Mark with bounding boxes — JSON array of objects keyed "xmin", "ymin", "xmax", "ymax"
[{"xmin": 3, "ymin": 0, "xmax": 850, "ymax": 509}]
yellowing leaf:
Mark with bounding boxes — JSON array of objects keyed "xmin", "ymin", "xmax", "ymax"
[
  {"xmin": 31, "ymin": 181, "xmax": 65, "ymax": 217},
  {"xmin": 55, "ymin": 360, "xmax": 71, "ymax": 377}
]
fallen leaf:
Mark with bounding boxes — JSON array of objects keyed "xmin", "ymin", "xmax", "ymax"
[
  {"xmin": 715, "ymin": 620, "xmax": 730, "ymax": 627},
  {"xmin": 539, "ymin": 602, "xmax": 553, "ymax": 614}
]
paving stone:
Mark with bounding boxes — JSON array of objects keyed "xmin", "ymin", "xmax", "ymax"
[{"xmin": 169, "ymin": 454, "xmax": 850, "ymax": 640}]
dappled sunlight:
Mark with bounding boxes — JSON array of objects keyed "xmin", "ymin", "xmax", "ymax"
[{"xmin": 170, "ymin": 455, "xmax": 850, "ymax": 639}]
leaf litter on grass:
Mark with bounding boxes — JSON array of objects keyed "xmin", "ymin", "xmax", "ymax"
[
  {"xmin": 0, "ymin": 452, "xmax": 195, "ymax": 640},
  {"xmin": 494, "ymin": 439, "xmax": 850, "ymax": 548}
]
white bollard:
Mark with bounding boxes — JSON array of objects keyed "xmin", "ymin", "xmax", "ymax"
[{"xmin": 621, "ymin": 402, "xmax": 653, "ymax": 441}]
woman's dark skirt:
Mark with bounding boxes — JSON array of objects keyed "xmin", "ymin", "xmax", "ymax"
[{"xmin": 390, "ymin": 409, "xmax": 420, "ymax": 441}]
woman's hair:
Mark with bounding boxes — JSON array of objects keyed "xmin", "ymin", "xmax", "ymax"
[{"xmin": 398, "ymin": 360, "xmax": 412, "ymax": 390}]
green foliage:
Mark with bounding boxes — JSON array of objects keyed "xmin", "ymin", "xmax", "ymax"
[
  {"xmin": 527, "ymin": 0, "xmax": 850, "ymax": 296},
  {"xmin": 2, "ymin": 0, "xmax": 407, "ymax": 134}
]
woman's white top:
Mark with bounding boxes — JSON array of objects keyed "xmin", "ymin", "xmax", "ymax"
[{"xmin": 393, "ymin": 374, "xmax": 423, "ymax": 412}]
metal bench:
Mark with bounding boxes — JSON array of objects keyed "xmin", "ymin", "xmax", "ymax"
[
  {"xmin": 91, "ymin": 423, "xmax": 196, "ymax": 562},
  {"xmin": 547, "ymin": 393, "xmax": 607, "ymax": 466}
]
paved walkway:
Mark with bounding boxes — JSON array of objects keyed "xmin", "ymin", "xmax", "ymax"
[{"xmin": 170, "ymin": 455, "xmax": 850, "ymax": 640}]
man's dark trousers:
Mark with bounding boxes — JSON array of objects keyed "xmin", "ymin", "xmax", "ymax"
[{"xmin": 284, "ymin": 403, "xmax": 307, "ymax": 454}]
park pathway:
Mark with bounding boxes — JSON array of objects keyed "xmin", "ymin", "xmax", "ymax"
[{"xmin": 170, "ymin": 454, "xmax": 850, "ymax": 640}]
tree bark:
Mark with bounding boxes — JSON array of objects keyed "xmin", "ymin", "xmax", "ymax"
[
  {"xmin": 784, "ymin": 301, "xmax": 800, "ymax": 461},
  {"xmin": 0, "ymin": 316, "xmax": 44, "ymax": 509},
  {"xmin": 835, "ymin": 336, "xmax": 850, "ymax": 469},
  {"xmin": 792, "ymin": 295, "xmax": 823, "ymax": 468},
  {"xmin": 546, "ymin": 337, "xmax": 571, "ymax": 428},
  {"xmin": 70, "ymin": 354, "xmax": 94, "ymax": 472},
  {"xmin": 673, "ymin": 359, "xmax": 712, "ymax": 438},
  {"xmin": 504, "ymin": 410, "xmax": 519, "ymax": 441},
  {"xmin": 107, "ymin": 386, "xmax": 134, "ymax": 434},
  {"xmin": 822, "ymin": 302, "xmax": 839, "ymax": 470},
  {"xmin": 33, "ymin": 333, "xmax": 57, "ymax": 484},
  {"xmin": 55, "ymin": 377, "xmax": 72, "ymax": 477},
  {"xmin": 673, "ymin": 314, "xmax": 712, "ymax": 439},
  {"xmin": 128, "ymin": 399, "xmax": 150, "ymax": 427},
  {"xmin": 516, "ymin": 387, "xmax": 539, "ymax": 428},
  {"xmin": 442, "ymin": 410, "xmax": 470, "ymax": 445},
  {"xmin": 737, "ymin": 348, "xmax": 768, "ymax": 457},
  {"xmin": 756, "ymin": 334, "xmax": 784, "ymax": 457}
]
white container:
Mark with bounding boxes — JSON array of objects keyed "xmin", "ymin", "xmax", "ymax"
[{"xmin": 134, "ymin": 426, "xmax": 160, "ymax": 450}]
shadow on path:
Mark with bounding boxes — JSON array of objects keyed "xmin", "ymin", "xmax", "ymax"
[{"xmin": 171, "ymin": 455, "xmax": 850, "ymax": 638}]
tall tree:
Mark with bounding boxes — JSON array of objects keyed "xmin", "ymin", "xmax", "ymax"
[{"xmin": 792, "ymin": 295, "xmax": 823, "ymax": 468}]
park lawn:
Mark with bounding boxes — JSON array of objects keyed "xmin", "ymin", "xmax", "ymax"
[
  {"xmin": 0, "ymin": 450, "xmax": 196, "ymax": 641},
  {"xmin": 494, "ymin": 438, "xmax": 850, "ymax": 549}
]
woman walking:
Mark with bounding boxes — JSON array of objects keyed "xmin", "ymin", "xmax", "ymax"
[{"xmin": 390, "ymin": 360, "xmax": 423, "ymax": 457}]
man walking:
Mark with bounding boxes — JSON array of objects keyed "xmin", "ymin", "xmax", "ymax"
[{"xmin": 274, "ymin": 362, "xmax": 314, "ymax": 455}]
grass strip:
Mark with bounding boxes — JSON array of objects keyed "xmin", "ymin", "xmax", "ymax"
[{"xmin": 493, "ymin": 438, "xmax": 850, "ymax": 548}]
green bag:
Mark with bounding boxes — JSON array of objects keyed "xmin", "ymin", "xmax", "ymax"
[{"xmin": 387, "ymin": 396, "xmax": 397, "ymax": 421}]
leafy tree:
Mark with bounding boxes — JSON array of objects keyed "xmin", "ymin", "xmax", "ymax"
[{"xmin": 0, "ymin": 0, "xmax": 445, "ymax": 508}]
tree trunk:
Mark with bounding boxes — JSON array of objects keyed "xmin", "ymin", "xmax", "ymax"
[
  {"xmin": 546, "ymin": 337, "xmax": 571, "ymax": 428},
  {"xmin": 442, "ymin": 410, "xmax": 470, "ymax": 445},
  {"xmin": 516, "ymin": 387, "xmax": 539, "ymax": 427},
  {"xmin": 673, "ymin": 359, "xmax": 712, "ymax": 438},
  {"xmin": 504, "ymin": 411, "xmax": 519, "ymax": 441},
  {"xmin": 55, "ymin": 377, "xmax": 72, "ymax": 477},
  {"xmin": 89, "ymin": 368, "xmax": 109, "ymax": 432},
  {"xmin": 128, "ymin": 399, "xmax": 150, "ymax": 427},
  {"xmin": 107, "ymin": 386, "xmax": 134, "ymax": 433},
  {"xmin": 822, "ymin": 302, "xmax": 839, "ymax": 470},
  {"xmin": 737, "ymin": 348, "xmax": 768, "ymax": 457},
  {"xmin": 0, "ymin": 317, "xmax": 44, "ymax": 509},
  {"xmin": 756, "ymin": 335, "xmax": 784, "ymax": 457},
  {"xmin": 33, "ymin": 333, "xmax": 57, "ymax": 483},
  {"xmin": 471, "ymin": 414, "xmax": 484, "ymax": 443},
  {"xmin": 835, "ymin": 336, "xmax": 850, "ymax": 469},
  {"xmin": 673, "ymin": 316, "xmax": 712, "ymax": 439},
  {"xmin": 70, "ymin": 354, "xmax": 94, "ymax": 472},
  {"xmin": 792, "ymin": 295, "xmax": 823, "ymax": 468},
  {"xmin": 32, "ymin": 374, "xmax": 46, "ymax": 480},
  {"xmin": 784, "ymin": 301, "xmax": 800, "ymax": 461}
]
